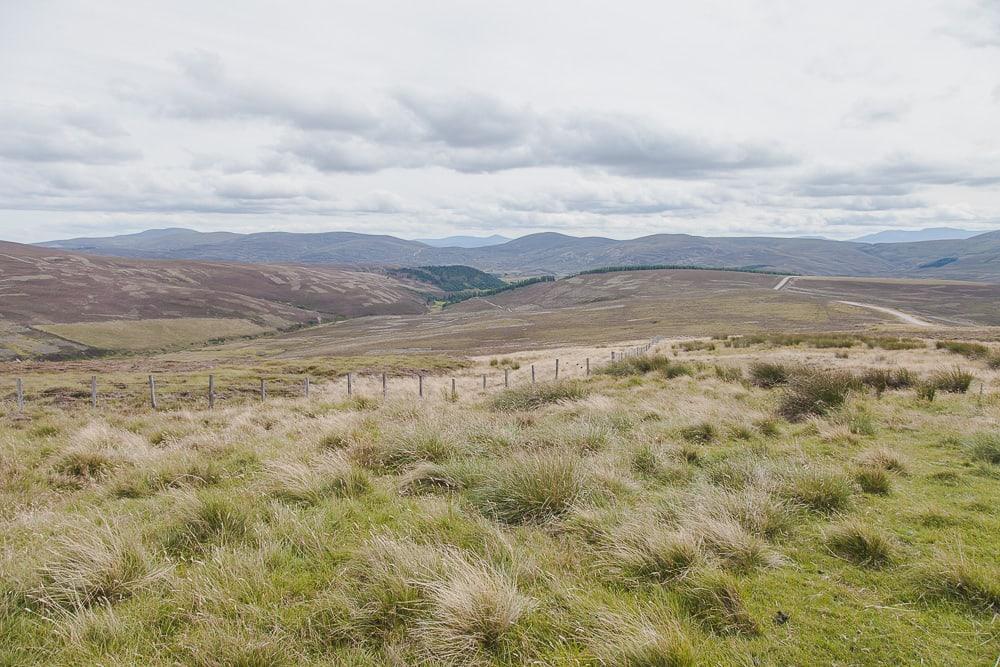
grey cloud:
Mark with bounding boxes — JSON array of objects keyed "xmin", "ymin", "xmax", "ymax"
[
  {"xmin": 0, "ymin": 106, "xmax": 140, "ymax": 165},
  {"xmin": 942, "ymin": 0, "xmax": 1000, "ymax": 48},
  {"xmin": 127, "ymin": 55, "xmax": 797, "ymax": 178},
  {"xmin": 841, "ymin": 99, "xmax": 910, "ymax": 127},
  {"xmin": 797, "ymin": 156, "xmax": 1000, "ymax": 198}
]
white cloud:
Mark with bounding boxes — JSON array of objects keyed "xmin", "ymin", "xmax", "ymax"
[{"xmin": 0, "ymin": 0, "xmax": 997, "ymax": 243}]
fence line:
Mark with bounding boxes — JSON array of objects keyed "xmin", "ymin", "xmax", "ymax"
[{"xmin": 3, "ymin": 338, "xmax": 662, "ymax": 414}]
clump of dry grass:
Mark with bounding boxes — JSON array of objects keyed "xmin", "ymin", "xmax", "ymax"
[
  {"xmin": 265, "ymin": 452, "xmax": 370, "ymax": 504},
  {"xmin": 587, "ymin": 607, "xmax": 696, "ymax": 666},
  {"xmin": 471, "ymin": 451, "xmax": 585, "ymax": 524},
  {"xmin": 416, "ymin": 555, "xmax": 534, "ymax": 663},
  {"xmin": 856, "ymin": 446, "xmax": 908, "ymax": 475},
  {"xmin": 693, "ymin": 518, "xmax": 785, "ymax": 573},
  {"xmin": 398, "ymin": 461, "xmax": 467, "ymax": 495},
  {"xmin": 49, "ymin": 422, "xmax": 152, "ymax": 485},
  {"xmin": 825, "ymin": 520, "xmax": 899, "ymax": 568},
  {"xmin": 28, "ymin": 522, "xmax": 170, "ymax": 612},
  {"xmin": 604, "ymin": 527, "xmax": 703, "ymax": 584},
  {"xmin": 680, "ymin": 568, "xmax": 759, "ymax": 636}
]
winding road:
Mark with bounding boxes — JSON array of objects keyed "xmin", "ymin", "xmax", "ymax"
[{"xmin": 773, "ymin": 275, "xmax": 932, "ymax": 327}]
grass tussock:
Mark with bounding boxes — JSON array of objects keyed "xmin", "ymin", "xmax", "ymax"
[
  {"xmin": 783, "ymin": 469, "xmax": 854, "ymax": 513},
  {"xmin": 825, "ymin": 520, "xmax": 899, "ymax": 568},
  {"xmin": 265, "ymin": 452, "xmax": 370, "ymax": 504},
  {"xmin": 964, "ymin": 432, "xmax": 1000, "ymax": 465},
  {"xmin": 681, "ymin": 568, "xmax": 759, "ymax": 636},
  {"xmin": 3, "ymin": 340, "xmax": 998, "ymax": 664},
  {"xmin": 28, "ymin": 522, "xmax": 170, "ymax": 612},
  {"xmin": 777, "ymin": 370, "xmax": 855, "ymax": 421},
  {"xmin": 859, "ymin": 367, "xmax": 914, "ymax": 396},
  {"xmin": 490, "ymin": 381, "xmax": 588, "ymax": 411},
  {"xmin": 935, "ymin": 340, "xmax": 991, "ymax": 360},
  {"xmin": 600, "ymin": 355, "xmax": 693, "ymax": 379},
  {"xmin": 471, "ymin": 451, "xmax": 584, "ymax": 524},
  {"xmin": 926, "ymin": 368, "xmax": 974, "ymax": 394},
  {"xmin": 913, "ymin": 552, "xmax": 1000, "ymax": 613},
  {"xmin": 854, "ymin": 465, "xmax": 892, "ymax": 495},
  {"xmin": 748, "ymin": 362, "xmax": 791, "ymax": 388},
  {"xmin": 417, "ymin": 556, "xmax": 534, "ymax": 662}
]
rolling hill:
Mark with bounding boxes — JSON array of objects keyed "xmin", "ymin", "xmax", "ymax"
[
  {"xmin": 39, "ymin": 227, "xmax": 1000, "ymax": 281},
  {"xmin": 0, "ymin": 242, "xmax": 431, "ymax": 358}
]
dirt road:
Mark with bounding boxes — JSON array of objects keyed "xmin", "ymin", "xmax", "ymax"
[{"xmin": 834, "ymin": 300, "xmax": 932, "ymax": 327}]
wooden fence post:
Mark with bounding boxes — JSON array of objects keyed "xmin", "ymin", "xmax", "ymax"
[
  {"xmin": 208, "ymin": 375, "xmax": 215, "ymax": 409},
  {"xmin": 16, "ymin": 379, "xmax": 24, "ymax": 412},
  {"xmin": 382, "ymin": 373, "xmax": 387, "ymax": 399},
  {"xmin": 304, "ymin": 377, "xmax": 310, "ymax": 399},
  {"xmin": 586, "ymin": 358, "xmax": 590, "ymax": 376},
  {"xmin": 482, "ymin": 373, "xmax": 487, "ymax": 390},
  {"xmin": 504, "ymin": 368, "xmax": 509, "ymax": 388},
  {"xmin": 451, "ymin": 378, "xmax": 457, "ymax": 399},
  {"xmin": 148, "ymin": 375, "xmax": 157, "ymax": 410},
  {"xmin": 259, "ymin": 378, "xmax": 266, "ymax": 402},
  {"xmin": 531, "ymin": 365, "xmax": 536, "ymax": 384},
  {"xmin": 555, "ymin": 358, "xmax": 560, "ymax": 380},
  {"xmin": 347, "ymin": 373, "xmax": 353, "ymax": 397},
  {"xmin": 611, "ymin": 351, "xmax": 616, "ymax": 362},
  {"xmin": 419, "ymin": 374, "xmax": 424, "ymax": 398},
  {"xmin": 90, "ymin": 375, "xmax": 97, "ymax": 409}
]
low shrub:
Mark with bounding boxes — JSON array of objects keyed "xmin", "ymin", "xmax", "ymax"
[
  {"xmin": 714, "ymin": 365, "xmax": 743, "ymax": 382},
  {"xmin": 927, "ymin": 368, "xmax": 974, "ymax": 394},
  {"xmin": 748, "ymin": 362, "xmax": 791, "ymax": 388},
  {"xmin": 676, "ymin": 340, "xmax": 716, "ymax": 352},
  {"xmin": 859, "ymin": 367, "xmax": 914, "ymax": 396},
  {"xmin": 936, "ymin": 340, "xmax": 990, "ymax": 360},
  {"xmin": 777, "ymin": 370, "xmax": 855, "ymax": 421},
  {"xmin": 825, "ymin": 521, "xmax": 898, "ymax": 568}
]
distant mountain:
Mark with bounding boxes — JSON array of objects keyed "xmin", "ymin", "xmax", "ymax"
[
  {"xmin": 416, "ymin": 234, "xmax": 512, "ymax": 248},
  {"xmin": 850, "ymin": 227, "xmax": 987, "ymax": 244},
  {"xmin": 35, "ymin": 228, "xmax": 1000, "ymax": 282}
]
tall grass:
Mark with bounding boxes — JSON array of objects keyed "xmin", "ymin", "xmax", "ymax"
[
  {"xmin": 471, "ymin": 451, "xmax": 584, "ymax": 523},
  {"xmin": 490, "ymin": 382, "xmax": 588, "ymax": 411}
]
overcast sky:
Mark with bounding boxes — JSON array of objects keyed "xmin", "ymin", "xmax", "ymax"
[{"xmin": 1, "ymin": 0, "xmax": 998, "ymax": 243}]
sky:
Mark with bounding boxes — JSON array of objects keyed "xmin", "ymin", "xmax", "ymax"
[{"xmin": 1, "ymin": 0, "xmax": 998, "ymax": 243}]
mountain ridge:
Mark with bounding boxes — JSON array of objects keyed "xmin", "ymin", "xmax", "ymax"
[{"xmin": 35, "ymin": 227, "xmax": 1000, "ymax": 282}]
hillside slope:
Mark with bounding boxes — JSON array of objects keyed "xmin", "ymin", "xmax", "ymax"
[
  {"xmin": 0, "ymin": 242, "xmax": 429, "ymax": 358},
  {"xmin": 39, "ymin": 228, "xmax": 1000, "ymax": 281}
]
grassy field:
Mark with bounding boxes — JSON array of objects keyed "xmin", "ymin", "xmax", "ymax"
[
  {"xmin": 1, "ymin": 341, "xmax": 998, "ymax": 665},
  {"xmin": 37, "ymin": 318, "xmax": 271, "ymax": 352}
]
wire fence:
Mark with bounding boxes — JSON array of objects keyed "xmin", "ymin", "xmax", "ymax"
[{"xmin": 2, "ymin": 338, "xmax": 663, "ymax": 415}]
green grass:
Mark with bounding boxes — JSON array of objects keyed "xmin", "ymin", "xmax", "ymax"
[{"xmin": 1, "ymin": 345, "xmax": 998, "ymax": 665}]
